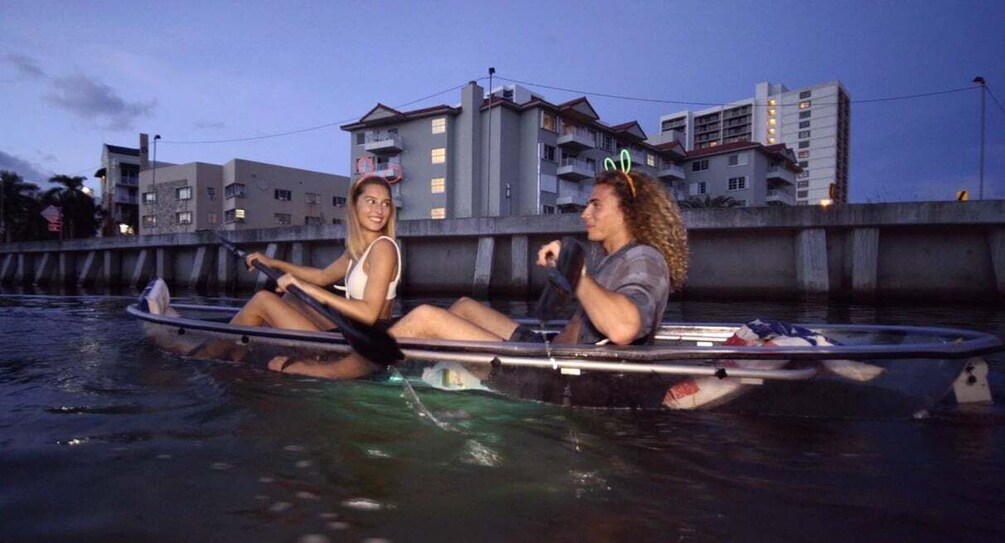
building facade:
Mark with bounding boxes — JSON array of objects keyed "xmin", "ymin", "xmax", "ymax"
[
  {"xmin": 680, "ymin": 142, "xmax": 800, "ymax": 207},
  {"xmin": 341, "ymin": 82, "xmax": 688, "ymax": 221},
  {"xmin": 95, "ymin": 144, "xmax": 142, "ymax": 235},
  {"xmin": 137, "ymin": 158, "xmax": 350, "ymax": 235},
  {"xmin": 657, "ymin": 81, "xmax": 850, "ymax": 205}
]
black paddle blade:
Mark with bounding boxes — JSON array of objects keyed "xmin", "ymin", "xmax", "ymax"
[
  {"xmin": 340, "ymin": 324, "xmax": 404, "ymax": 367},
  {"xmin": 534, "ymin": 237, "xmax": 586, "ymax": 322}
]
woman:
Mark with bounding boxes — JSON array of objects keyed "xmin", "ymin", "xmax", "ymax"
[{"xmin": 231, "ymin": 174, "xmax": 400, "ymax": 333}]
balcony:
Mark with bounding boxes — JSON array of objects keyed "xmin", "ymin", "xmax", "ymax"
[
  {"xmin": 557, "ymin": 157, "xmax": 594, "ymax": 181},
  {"xmin": 766, "ymin": 166, "xmax": 796, "ymax": 185},
  {"xmin": 766, "ymin": 188, "xmax": 796, "ymax": 206},
  {"xmin": 556, "ymin": 191, "xmax": 588, "ymax": 207},
  {"xmin": 364, "ymin": 134, "xmax": 403, "ymax": 155},
  {"xmin": 114, "ymin": 193, "xmax": 138, "ymax": 205},
  {"xmin": 657, "ymin": 163, "xmax": 686, "ymax": 181},
  {"xmin": 557, "ymin": 126, "xmax": 594, "ymax": 152}
]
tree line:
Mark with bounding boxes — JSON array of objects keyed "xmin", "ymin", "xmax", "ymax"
[{"xmin": 1, "ymin": 171, "xmax": 100, "ymax": 243}]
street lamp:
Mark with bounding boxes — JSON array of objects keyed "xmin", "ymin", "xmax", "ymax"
[
  {"xmin": 152, "ymin": 134, "xmax": 161, "ymax": 188},
  {"xmin": 973, "ymin": 77, "xmax": 986, "ymax": 200}
]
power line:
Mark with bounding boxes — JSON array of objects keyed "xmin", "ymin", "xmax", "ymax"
[
  {"xmin": 496, "ymin": 75, "xmax": 977, "ymax": 108},
  {"xmin": 986, "ymin": 85, "xmax": 1005, "ymax": 115},
  {"xmin": 162, "ymin": 79, "xmax": 485, "ymax": 145}
]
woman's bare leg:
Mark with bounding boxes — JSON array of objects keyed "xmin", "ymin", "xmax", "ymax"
[
  {"xmin": 230, "ymin": 290, "xmax": 321, "ymax": 331},
  {"xmin": 448, "ymin": 297, "xmax": 521, "ymax": 340}
]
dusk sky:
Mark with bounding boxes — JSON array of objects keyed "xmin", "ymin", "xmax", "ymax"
[{"xmin": 2, "ymin": 0, "xmax": 1003, "ymax": 203}]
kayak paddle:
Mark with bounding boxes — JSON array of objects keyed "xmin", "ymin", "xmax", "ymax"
[{"xmin": 534, "ymin": 236, "xmax": 586, "ymax": 322}]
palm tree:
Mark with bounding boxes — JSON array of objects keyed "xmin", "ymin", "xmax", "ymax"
[
  {"xmin": 40, "ymin": 175, "xmax": 100, "ymax": 239},
  {"xmin": 679, "ymin": 195, "xmax": 744, "ymax": 209},
  {"xmin": 1, "ymin": 170, "xmax": 42, "ymax": 243}
]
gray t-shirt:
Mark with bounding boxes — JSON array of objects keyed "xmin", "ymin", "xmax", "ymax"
[{"xmin": 576, "ymin": 241, "xmax": 671, "ymax": 344}]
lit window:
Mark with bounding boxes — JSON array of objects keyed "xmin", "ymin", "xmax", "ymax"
[
  {"xmin": 274, "ymin": 213, "xmax": 291, "ymax": 225},
  {"xmin": 768, "ymin": 118, "xmax": 777, "ymax": 126},
  {"xmin": 431, "ymin": 177, "xmax": 445, "ymax": 193},
  {"xmin": 768, "ymin": 109, "xmax": 777, "ymax": 116},
  {"xmin": 176, "ymin": 211, "xmax": 192, "ymax": 225},
  {"xmin": 142, "ymin": 215, "xmax": 157, "ymax": 227},
  {"xmin": 305, "ymin": 192, "xmax": 321, "ymax": 204},
  {"xmin": 431, "ymin": 148, "xmax": 446, "ymax": 164},
  {"xmin": 274, "ymin": 189, "xmax": 292, "ymax": 201},
  {"xmin": 768, "ymin": 137, "xmax": 776, "ymax": 144},
  {"xmin": 430, "ymin": 207, "xmax": 446, "ymax": 219},
  {"xmin": 768, "ymin": 99, "xmax": 777, "ymax": 106},
  {"xmin": 176, "ymin": 186, "xmax": 192, "ymax": 200},
  {"xmin": 431, "ymin": 117, "xmax": 446, "ymax": 134},
  {"xmin": 798, "ymin": 150, "xmax": 810, "ymax": 158},
  {"xmin": 799, "ymin": 101, "xmax": 811, "ymax": 109},
  {"xmin": 142, "ymin": 192, "xmax": 156, "ymax": 204},
  {"xmin": 332, "ymin": 196, "xmax": 347, "ymax": 207},
  {"xmin": 541, "ymin": 112, "xmax": 557, "ymax": 132},
  {"xmin": 768, "ymin": 128, "xmax": 776, "ymax": 134},
  {"xmin": 646, "ymin": 154, "xmax": 656, "ymax": 167},
  {"xmin": 224, "ymin": 208, "xmax": 246, "ymax": 223}
]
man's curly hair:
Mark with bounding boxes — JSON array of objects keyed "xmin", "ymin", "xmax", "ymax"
[{"xmin": 594, "ymin": 169, "xmax": 689, "ymax": 290}]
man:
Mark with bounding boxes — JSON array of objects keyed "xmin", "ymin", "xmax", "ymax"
[{"xmin": 268, "ymin": 169, "xmax": 688, "ymax": 379}]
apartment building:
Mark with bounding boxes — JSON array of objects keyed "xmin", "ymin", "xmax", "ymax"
[
  {"xmin": 657, "ymin": 81, "xmax": 850, "ymax": 205},
  {"xmin": 95, "ymin": 144, "xmax": 142, "ymax": 234},
  {"xmin": 341, "ymin": 82, "xmax": 688, "ymax": 221},
  {"xmin": 680, "ymin": 141, "xmax": 801, "ymax": 207},
  {"xmin": 137, "ymin": 157, "xmax": 350, "ymax": 235}
]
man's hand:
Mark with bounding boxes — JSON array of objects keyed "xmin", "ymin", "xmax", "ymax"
[{"xmin": 536, "ymin": 240, "xmax": 562, "ymax": 267}]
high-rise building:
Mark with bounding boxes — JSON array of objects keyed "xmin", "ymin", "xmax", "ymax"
[
  {"xmin": 657, "ymin": 81, "xmax": 850, "ymax": 205},
  {"xmin": 95, "ymin": 144, "xmax": 142, "ymax": 235},
  {"xmin": 341, "ymin": 82, "xmax": 688, "ymax": 220}
]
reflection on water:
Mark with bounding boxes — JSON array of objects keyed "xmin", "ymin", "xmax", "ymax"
[{"xmin": 0, "ymin": 292, "xmax": 1003, "ymax": 542}]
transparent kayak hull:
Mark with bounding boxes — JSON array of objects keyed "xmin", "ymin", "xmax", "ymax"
[{"xmin": 129, "ymin": 303, "xmax": 1001, "ymax": 418}]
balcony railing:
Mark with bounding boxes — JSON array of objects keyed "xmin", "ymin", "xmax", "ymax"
[
  {"xmin": 556, "ymin": 190, "xmax": 588, "ymax": 207},
  {"xmin": 766, "ymin": 166, "xmax": 796, "ymax": 185},
  {"xmin": 766, "ymin": 188, "xmax": 796, "ymax": 206},
  {"xmin": 657, "ymin": 163, "xmax": 686, "ymax": 181},
  {"xmin": 557, "ymin": 157, "xmax": 594, "ymax": 181},
  {"xmin": 558, "ymin": 126, "xmax": 594, "ymax": 151},
  {"xmin": 364, "ymin": 134, "xmax": 403, "ymax": 155}
]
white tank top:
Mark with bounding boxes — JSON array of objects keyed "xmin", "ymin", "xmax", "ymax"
[{"xmin": 335, "ymin": 236, "xmax": 401, "ymax": 301}]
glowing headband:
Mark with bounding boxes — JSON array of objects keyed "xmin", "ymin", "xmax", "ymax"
[{"xmin": 602, "ymin": 149, "xmax": 636, "ymax": 198}]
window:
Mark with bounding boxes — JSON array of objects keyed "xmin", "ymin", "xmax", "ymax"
[
  {"xmin": 799, "ymin": 111, "xmax": 811, "ymax": 119},
  {"xmin": 431, "ymin": 177, "xmax": 445, "ymax": 193},
  {"xmin": 768, "ymin": 99, "xmax": 777, "ymax": 106},
  {"xmin": 799, "ymin": 120, "xmax": 811, "ymax": 129},
  {"xmin": 304, "ymin": 216, "xmax": 322, "ymax": 225},
  {"xmin": 799, "ymin": 101, "xmax": 811, "ymax": 109},
  {"xmin": 274, "ymin": 189, "xmax": 292, "ymax": 201},
  {"xmin": 768, "ymin": 118, "xmax": 777, "ymax": 126},
  {"xmin": 332, "ymin": 218, "xmax": 342, "ymax": 225},
  {"xmin": 646, "ymin": 153, "xmax": 656, "ymax": 167},
  {"xmin": 797, "ymin": 190, "xmax": 809, "ymax": 198},
  {"xmin": 305, "ymin": 192, "xmax": 321, "ymax": 204},
  {"xmin": 727, "ymin": 154, "xmax": 748, "ymax": 166},
  {"xmin": 798, "ymin": 180, "xmax": 810, "ymax": 188},
  {"xmin": 799, "ymin": 130, "xmax": 811, "ymax": 139},
  {"xmin": 599, "ymin": 133, "xmax": 613, "ymax": 151},
  {"xmin": 586, "ymin": 158, "xmax": 597, "ymax": 173},
  {"xmin": 768, "ymin": 128, "xmax": 776, "ymax": 134},
  {"xmin": 728, "ymin": 176, "xmax": 747, "ymax": 191},
  {"xmin": 541, "ymin": 144, "xmax": 556, "ymax": 162},
  {"xmin": 798, "ymin": 150, "xmax": 810, "ymax": 158},
  {"xmin": 224, "ymin": 183, "xmax": 246, "ymax": 199},
  {"xmin": 798, "ymin": 141, "xmax": 810, "ymax": 149},
  {"xmin": 798, "ymin": 172, "xmax": 810, "ymax": 179},
  {"xmin": 142, "ymin": 192, "xmax": 156, "ymax": 204},
  {"xmin": 431, "ymin": 117, "xmax": 446, "ymax": 134},
  {"xmin": 431, "ymin": 148, "xmax": 446, "ymax": 164},
  {"xmin": 176, "ymin": 211, "xmax": 192, "ymax": 225},
  {"xmin": 333, "ymin": 196, "xmax": 347, "ymax": 207},
  {"xmin": 208, "ymin": 212, "xmax": 218, "ymax": 224},
  {"xmin": 206, "ymin": 187, "xmax": 216, "ymax": 199},
  {"xmin": 798, "ymin": 161, "xmax": 809, "ymax": 168},
  {"xmin": 691, "ymin": 159, "xmax": 709, "ymax": 172},
  {"xmin": 799, "ymin": 90, "xmax": 812, "ymax": 99},
  {"xmin": 142, "ymin": 215, "xmax": 157, "ymax": 227},
  {"xmin": 541, "ymin": 112, "xmax": 557, "ymax": 132},
  {"xmin": 430, "ymin": 207, "xmax": 446, "ymax": 219},
  {"xmin": 768, "ymin": 108, "xmax": 777, "ymax": 116},
  {"xmin": 542, "ymin": 205, "xmax": 555, "ymax": 214},
  {"xmin": 689, "ymin": 182, "xmax": 707, "ymax": 195},
  {"xmin": 274, "ymin": 213, "xmax": 292, "ymax": 225},
  {"xmin": 175, "ymin": 186, "xmax": 192, "ymax": 200},
  {"xmin": 355, "ymin": 132, "xmax": 365, "ymax": 145},
  {"xmin": 224, "ymin": 208, "xmax": 246, "ymax": 223}
]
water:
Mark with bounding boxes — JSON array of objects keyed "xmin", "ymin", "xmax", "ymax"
[{"xmin": 1, "ymin": 292, "xmax": 1004, "ymax": 542}]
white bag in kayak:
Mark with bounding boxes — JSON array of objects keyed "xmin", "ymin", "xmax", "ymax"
[{"xmin": 662, "ymin": 319, "xmax": 884, "ymax": 410}]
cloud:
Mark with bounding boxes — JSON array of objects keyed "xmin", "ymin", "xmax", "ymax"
[
  {"xmin": 45, "ymin": 74, "xmax": 156, "ymax": 130},
  {"xmin": 4, "ymin": 53, "xmax": 46, "ymax": 79},
  {"xmin": 0, "ymin": 150, "xmax": 54, "ymax": 185}
]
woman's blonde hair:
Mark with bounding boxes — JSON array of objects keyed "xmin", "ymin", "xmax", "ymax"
[
  {"xmin": 594, "ymin": 169, "xmax": 689, "ymax": 291},
  {"xmin": 345, "ymin": 175, "xmax": 396, "ymax": 261}
]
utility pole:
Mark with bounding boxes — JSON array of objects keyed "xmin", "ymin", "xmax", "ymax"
[
  {"xmin": 974, "ymin": 77, "xmax": 986, "ymax": 200},
  {"xmin": 486, "ymin": 67, "xmax": 495, "ymax": 216}
]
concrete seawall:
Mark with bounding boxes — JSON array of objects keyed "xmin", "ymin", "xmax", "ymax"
[{"xmin": 2, "ymin": 201, "xmax": 1004, "ymax": 302}]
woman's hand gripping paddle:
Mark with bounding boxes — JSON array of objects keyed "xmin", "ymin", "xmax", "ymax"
[
  {"xmin": 214, "ymin": 232, "xmax": 403, "ymax": 366},
  {"xmin": 534, "ymin": 236, "xmax": 586, "ymax": 323}
]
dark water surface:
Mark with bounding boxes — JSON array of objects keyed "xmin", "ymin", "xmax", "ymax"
[{"xmin": 1, "ymin": 292, "xmax": 1003, "ymax": 542}]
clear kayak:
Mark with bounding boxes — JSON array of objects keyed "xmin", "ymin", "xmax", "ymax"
[{"xmin": 128, "ymin": 303, "xmax": 1001, "ymax": 418}]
